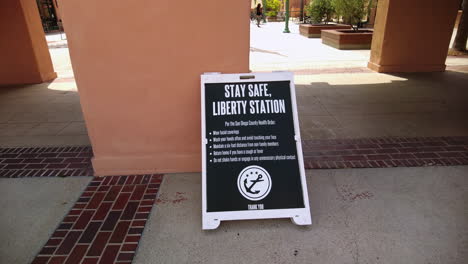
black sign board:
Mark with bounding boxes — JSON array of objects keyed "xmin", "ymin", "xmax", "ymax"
[{"xmin": 201, "ymin": 72, "xmax": 311, "ymax": 229}]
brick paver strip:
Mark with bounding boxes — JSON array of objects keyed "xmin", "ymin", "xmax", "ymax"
[
  {"xmin": 302, "ymin": 136, "xmax": 468, "ymax": 169},
  {"xmin": 31, "ymin": 174, "xmax": 162, "ymax": 264},
  {"xmin": 1, "ymin": 136, "xmax": 468, "ymax": 178},
  {"xmin": 0, "ymin": 146, "xmax": 93, "ymax": 178}
]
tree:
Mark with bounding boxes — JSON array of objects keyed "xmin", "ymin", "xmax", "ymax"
[
  {"xmin": 365, "ymin": 0, "xmax": 374, "ymax": 23},
  {"xmin": 453, "ymin": 0, "xmax": 467, "ymax": 51},
  {"xmin": 306, "ymin": 0, "xmax": 335, "ymax": 24},
  {"xmin": 332, "ymin": 0, "xmax": 369, "ymax": 31},
  {"xmin": 265, "ymin": 0, "xmax": 281, "ymax": 17}
]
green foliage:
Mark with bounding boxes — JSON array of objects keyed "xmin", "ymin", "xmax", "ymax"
[
  {"xmin": 332, "ymin": 0, "xmax": 370, "ymax": 30},
  {"xmin": 306, "ymin": 0, "xmax": 335, "ymax": 24},
  {"xmin": 265, "ymin": 0, "xmax": 281, "ymax": 17}
]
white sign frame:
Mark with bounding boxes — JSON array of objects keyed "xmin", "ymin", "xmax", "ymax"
[{"xmin": 201, "ymin": 72, "xmax": 312, "ymax": 230}]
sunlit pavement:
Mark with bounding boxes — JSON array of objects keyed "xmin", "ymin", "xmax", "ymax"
[
  {"xmin": 250, "ymin": 21, "xmax": 370, "ymax": 71},
  {"xmin": 250, "ymin": 21, "xmax": 468, "ymax": 72}
]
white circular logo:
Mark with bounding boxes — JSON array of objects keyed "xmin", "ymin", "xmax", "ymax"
[{"xmin": 237, "ymin": 165, "xmax": 272, "ymax": 201}]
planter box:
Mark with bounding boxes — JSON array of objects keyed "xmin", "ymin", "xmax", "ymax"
[
  {"xmin": 299, "ymin": 24, "xmax": 351, "ymax": 38},
  {"xmin": 267, "ymin": 16, "xmax": 284, "ymax": 22},
  {"xmin": 321, "ymin": 29, "xmax": 373, "ymax": 50}
]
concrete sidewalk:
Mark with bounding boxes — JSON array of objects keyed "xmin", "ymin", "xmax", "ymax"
[
  {"xmin": 1, "ymin": 166, "xmax": 466, "ymax": 264},
  {"xmin": 0, "ymin": 177, "xmax": 92, "ymax": 264},
  {"xmin": 134, "ymin": 167, "xmax": 468, "ymax": 264},
  {"xmin": 294, "ymin": 71, "xmax": 468, "ymax": 140},
  {"xmin": 0, "ymin": 82, "xmax": 89, "ymax": 147},
  {"xmin": 250, "ymin": 22, "xmax": 468, "ymax": 71},
  {"xmin": 2, "ymin": 70, "xmax": 468, "ymax": 146},
  {"xmin": 250, "ymin": 21, "xmax": 370, "ymax": 71}
]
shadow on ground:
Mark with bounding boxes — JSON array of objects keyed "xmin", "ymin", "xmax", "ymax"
[
  {"xmin": 0, "ymin": 82, "xmax": 89, "ymax": 147},
  {"xmin": 295, "ymin": 70, "xmax": 468, "ymax": 140}
]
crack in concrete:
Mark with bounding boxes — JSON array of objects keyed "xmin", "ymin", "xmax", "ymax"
[
  {"xmin": 250, "ymin": 47, "xmax": 288, "ymax": 57},
  {"xmin": 351, "ymin": 231, "xmax": 360, "ymax": 264}
]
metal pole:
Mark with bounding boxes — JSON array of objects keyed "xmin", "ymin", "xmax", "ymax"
[
  {"xmin": 300, "ymin": 0, "xmax": 304, "ymax": 22},
  {"xmin": 283, "ymin": 0, "xmax": 290, "ymax": 33},
  {"xmin": 262, "ymin": 0, "xmax": 267, "ymax": 23}
]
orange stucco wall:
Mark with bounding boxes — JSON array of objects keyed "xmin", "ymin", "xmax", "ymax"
[
  {"xmin": 368, "ymin": 0, "xmax": 460, "ymax": 72},
  {"xmin": 60, "ymin": 0, "xmax": 250, "ymax": 175},
  {"xmin": 0, "ymin": 0, "xmax": 56, "ymax": 86}
]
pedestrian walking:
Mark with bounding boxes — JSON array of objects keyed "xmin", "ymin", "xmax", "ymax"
[{"xmin": 256, "ymin": 3, "xmax": 263, "ymax": 27}]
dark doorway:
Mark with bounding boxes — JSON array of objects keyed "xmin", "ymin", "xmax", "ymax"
[{"xmin": 36, "ymin": 0, "xmax": 59, "ymax": 32}]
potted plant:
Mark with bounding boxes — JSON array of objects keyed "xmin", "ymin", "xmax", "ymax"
[
  {"xmin": 299, "ymin": 0, "xmax": 351, "ymax": 38},
  {"xmin": 265, "ymin": 0, "xmax": 282, "ymax": 22},
  {"xmin": 321, "ymin": 0, "xmax": 374, "ymax": 49}
]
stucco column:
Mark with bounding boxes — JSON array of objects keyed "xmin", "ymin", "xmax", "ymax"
[
  {"xmin": 0, "ymin": 0, "xmax": 57, "ymax": 86},
  {"xmin": 368, "ymin": 0, "xmax": 460, "ymax": 73},
  {"xmin": 60, "ymin": 0, "xmax": 250, "ymax": 175}
]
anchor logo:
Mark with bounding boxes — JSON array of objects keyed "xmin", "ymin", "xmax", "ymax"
[
  {"xmin": 244, "ymin": 174, "xmax": 263, "ymax": 194},
  {"xmin": 237, "ymin": 166, "xmax": 271, "ymax": 201}
]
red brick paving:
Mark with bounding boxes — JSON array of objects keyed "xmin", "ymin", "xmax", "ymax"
[
  {"xmin": 13, "ymin": 136, "xmax": 467, "ymax": 263},
  {"xmin": 303, "ymin": 136, "xmax": 468, "ymax": 169},
  {"xmin": 30, "ymin": 174, "xmax": 162, "ymax": 264},
  {"xmin": 1, "ymin": 137, "xmax": 468, "ymax": 179},
  {"xmin": 0, "ymin": 146, "xmax": 93, "ymax": 178}
]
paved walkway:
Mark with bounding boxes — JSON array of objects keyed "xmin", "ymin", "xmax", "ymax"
[
  {"xmin": 294, "ymin": 71, "xmax": 468, "ymax": 140},
  {"xmin": 2, "ymin": 139, "xmax": 468, "ymax": 179},
  {"xmin": 3, "ymin": 167, "xmax": 466, "ymax": 264},
  {"xmin": 1, "ymin": 22, "xmax": 468, "ymax": 264},
  {"xmin": 2, "ymin": 23, "xmax": 467, "ymax": 147},
  {"xmin": 0, "ymin": 177, "xmax": 91, "ymax": 264},
  {"xmin": 0, "ymin": 82, "xmax": 88, "ymax": 147},
  {"xmin": 134, "ymin": 168, "xmax": 468, "ymax": 264},
  {"xmin": 249, "ymin": 21, "xmax": 468, "ymax": 71}
]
